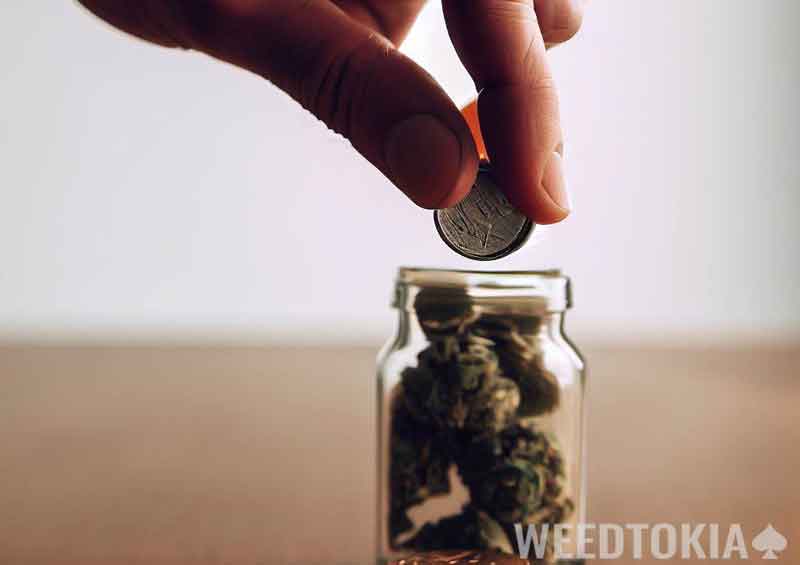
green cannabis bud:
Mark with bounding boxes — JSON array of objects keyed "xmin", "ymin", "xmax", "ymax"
[{"xmin": 388, "ymin": 294, "xmax": 574, "ymax": 560}]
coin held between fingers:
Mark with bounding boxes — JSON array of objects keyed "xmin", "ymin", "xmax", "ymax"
[{"xmin": 434, "ymin": 162, "xmax": 534, "ymax": 261}]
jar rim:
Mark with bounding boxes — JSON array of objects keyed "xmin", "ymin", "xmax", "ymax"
[
  {"xmin": 398, "ymin": 267, "xmax": 564, "ymax": 285},
  {"xmin": 395, "ymin": 267, "xmax": 572, "ymax": 312}
]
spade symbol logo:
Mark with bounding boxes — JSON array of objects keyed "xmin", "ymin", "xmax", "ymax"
[{"xmin": 752, "ymin": 524, "xmax": 788, "ymax": 559}]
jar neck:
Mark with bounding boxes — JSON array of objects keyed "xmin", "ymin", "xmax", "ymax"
[
  {"xmin": 390, "ymin": 269, "xmax": 572, "ymax": 354},
  {"xmin": 393, "ymin": 268, "xmax": 572, "ymax": 317}
]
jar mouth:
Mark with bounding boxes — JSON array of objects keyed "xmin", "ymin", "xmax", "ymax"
[{"xmin": 394, "ymin": 267, "xmax": 572, "ymax": 313}]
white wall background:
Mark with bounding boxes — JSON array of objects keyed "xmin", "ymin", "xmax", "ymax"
[{"xmin": 1, "ymin": 1, "xmax": 798, "ymax": 344}]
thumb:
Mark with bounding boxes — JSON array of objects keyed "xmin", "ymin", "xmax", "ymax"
[{"xmin": 78, "ymin": 0, "xmax": 478, "ymax": 209}]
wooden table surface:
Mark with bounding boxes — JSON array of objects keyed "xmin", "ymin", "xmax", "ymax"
[{"xmin": 1, "ymin": 345, "xmax": 798, "ymax": 564}]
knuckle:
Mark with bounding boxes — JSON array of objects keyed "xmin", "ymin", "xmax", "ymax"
[
  {"xmin": 174, "ymin": 0, "xmax": 314, "ymax": 49},
  {"xmin": 520, "ymin": 38, "xmax": 557, "ymax": 92},
  {"xmin": 79, "ymin": 0, "xmax": 199, "ymax": 49},
  {"xmin": 302, "ymin": 34, "xmax": 392, "ymax": 140},
  {"xmin": 529, "ymin": 74, "xmax": 557, "ymax": 94}
]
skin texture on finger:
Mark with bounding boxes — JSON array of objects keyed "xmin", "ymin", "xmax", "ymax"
[
  {"xmin": 334, "ymin": 0, "xmax": 428, "ymax": 45},
  {"xmin": 443, "ymin": 0, "xmax": 569, "ymax": 224},
  {"xmin": 76, "ymin": 0, "xmax": 477, "ymax": 209}
]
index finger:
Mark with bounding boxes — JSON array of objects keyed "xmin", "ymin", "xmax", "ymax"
[{"xmin": 443, "ymin": 0, "xmax": 569, "ymax": 224}]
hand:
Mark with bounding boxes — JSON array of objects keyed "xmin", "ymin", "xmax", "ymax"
[{"xmin": 77, "ymin": 0, "xmax": 583, "ymax": 223}]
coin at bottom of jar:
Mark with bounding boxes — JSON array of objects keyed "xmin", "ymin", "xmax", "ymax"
[{"xmin": 434, "ymin": 164, "xmax": 533, "ymax": 261}]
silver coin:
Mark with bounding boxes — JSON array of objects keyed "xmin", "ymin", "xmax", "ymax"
[{"xmin": 434, "ymin": 163, "xmax": 534, "ymax": 260}]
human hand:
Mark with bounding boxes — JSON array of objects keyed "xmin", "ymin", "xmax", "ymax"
[{"xmin": 77, "ymin": 0, "xmax": 582, "ymax": 223}]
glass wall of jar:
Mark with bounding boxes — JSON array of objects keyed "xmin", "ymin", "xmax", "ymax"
[{"xmin": 377, "ymin": 268, "xmax": 586, "ymax": 565}]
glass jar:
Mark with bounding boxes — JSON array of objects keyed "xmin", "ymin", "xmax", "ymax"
[{"xmin": 377, "ymin": 268, "xmax": 586, "ymax": 565}]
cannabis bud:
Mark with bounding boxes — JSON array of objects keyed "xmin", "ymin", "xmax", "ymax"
[{"xmin": 388, "ymin": 293, "xmax": 574, "ymax": 561}]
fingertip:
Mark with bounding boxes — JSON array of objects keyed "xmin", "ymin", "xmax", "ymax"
[
  {"xmin": 490, "ymin": 145, "xmax": 571, "ymax": 225},
  {"xmin": 475, "ymin": 86, "xmax": 569, "ymax": 224}
]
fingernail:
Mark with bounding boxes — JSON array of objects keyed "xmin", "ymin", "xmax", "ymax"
[
  {"xmin": 384, "ymin": 114, "xmax": 463, "ymax": 208},
  {"xmin": 542, "ymin": 151, "xmax": 571, "ymax": 211}
]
